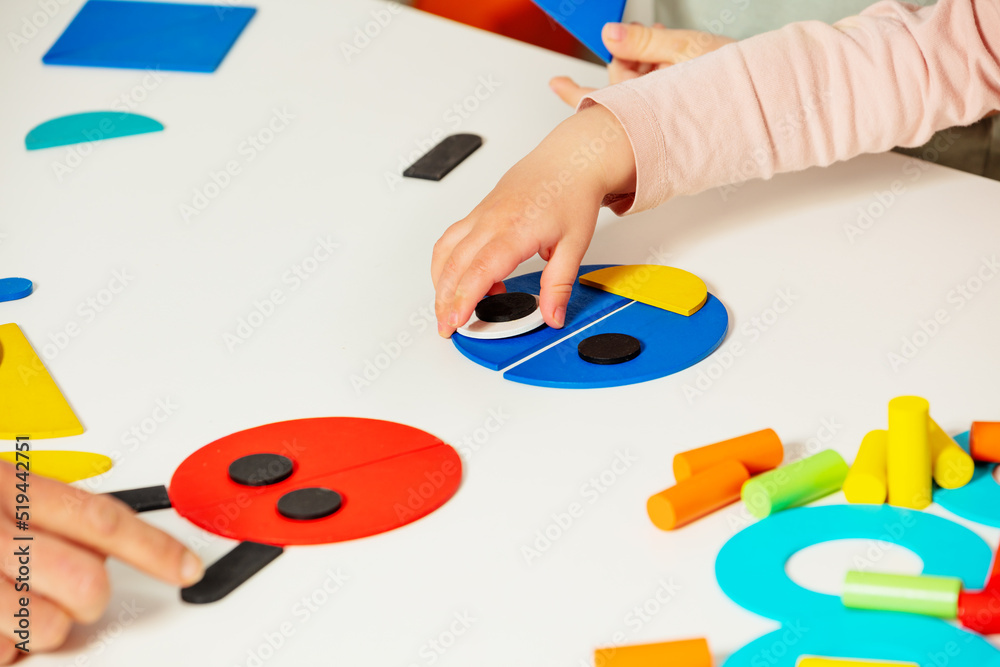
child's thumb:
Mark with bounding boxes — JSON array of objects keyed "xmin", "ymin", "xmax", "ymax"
[{"xmin": 602, "ymin": 22, "xmax": 679, "ymax": 63}]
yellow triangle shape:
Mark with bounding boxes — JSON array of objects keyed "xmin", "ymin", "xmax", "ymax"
[
  {"xmin": 0, "ymin": 323, "xmax": 84, "ymax": 439},
  {"xmin": 579, "ymin": 265, "xmax": 708, "ymax": 316},
  {"xmin": 0, "ymin": 450, "xmax": 111, "ymax": 483}
]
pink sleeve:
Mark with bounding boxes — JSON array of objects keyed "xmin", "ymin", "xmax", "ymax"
[{"xmin": 580, "ymin": 0, "xmax": 1000, "ymax": 214}]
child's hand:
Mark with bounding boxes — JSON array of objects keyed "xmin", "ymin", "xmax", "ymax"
[
  {"xmin": 0, "ymin": 463, "xmax": 203, "ymax": 662},
  {"xmin": 550, "ymin": 23, "xmax": 737, "ymax": 106},
  {"xmin": 432, "ymin": 105, "xmax": 636, "ymax": 338}
]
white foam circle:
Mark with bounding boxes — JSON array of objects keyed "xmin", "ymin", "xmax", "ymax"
[{"xmin": 457, "ymin": 295, "xmax": 546, "ymax": 339}]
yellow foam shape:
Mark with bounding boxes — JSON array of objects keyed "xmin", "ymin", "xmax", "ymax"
[
  {"xmin": 0, "ymin": 451, "xmax": 112, "ymax": 483},
  {"xmin": 844, "ymin": 430, "xmax": 888, "ymax": 504},
  {"xmin": 0, "ymin": 323, "xmax": 84, "ymax": 439},
  {"xmin": 928, "ymin": 417, "xmax": 974, "ymax": 489},
  {"xmin": 886, "ymin": 396, "xmax": 932, "ymax": 510},
  {"xmin": 578, "ymin": 265, "xmax": 708, "ymax": 316},
  {"xmin": 798, "ymin": 659, "xmax": 917, "ymax": 667}
]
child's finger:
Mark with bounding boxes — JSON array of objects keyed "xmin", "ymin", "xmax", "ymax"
[
  {"xmin": 549, "ymin": 76, "xmax": 596, "ymax": 107},
  {"xmin": 431, "ymin": 218, "xmax": 473, "ymax": 288},
  {"xmin": 538, "ymin": 237, "xmax": 590, "ymax": 328},
  {"xmin": 602, "ymin": 23, "xmax": 720, "ymax": 63},
  {"xmin": 446, "ymin": 238, "xmax": 527, "ymax": 336},
  {"xmin": 16, "ymin": 471, "xmax": 203, "ymax": 588},
  {"xmin": 434, "ymin": 227, "xmax": 496, "ymax": 332},
  {"xmin": 0, "ymin": 574, "xmax": 72, "ymax": 651},
  {"xmin": 608, "ymin": 58, "xmax": 643, "ymax": 84}
]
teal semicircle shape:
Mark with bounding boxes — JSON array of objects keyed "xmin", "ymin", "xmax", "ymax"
[{"xmin": 26, "ymin": 111, "xmax": 163, "ymax": 150}]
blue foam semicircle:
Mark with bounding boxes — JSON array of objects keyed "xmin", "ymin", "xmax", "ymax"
[{"xmin": 26, "ymin": 111, "xmax": 164, "ymax": 150}]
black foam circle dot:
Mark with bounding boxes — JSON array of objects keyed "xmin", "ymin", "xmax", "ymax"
[
  {"xmin": 474, "ymin": 292, "xmax": 538, "ymax": 323},
  {"xmin": 228, "ymin": 454, "xmax": 294, "ymax": 487},
  {"xmin": 277, "ymin": 487, "xmax": 343, "ymax": 521},
  {"xmin": 578, "ymin": 333, "xmax": 642, "ymax": 365}
]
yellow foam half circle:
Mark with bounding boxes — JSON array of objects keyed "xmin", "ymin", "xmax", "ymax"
[
  {"xmin": 0, "ymin": 451, "xmax": 112, "ymax": 483},
  {"xmin": 579, "ymin": 265, "xmax": 708, "ymax": 316},
  {"xmin": 0, "ymin": 323, "xmax": 84, "ymax": 439}
]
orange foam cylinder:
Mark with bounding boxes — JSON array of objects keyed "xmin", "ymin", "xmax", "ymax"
[
  {"xmin": 971, "ymin": 422, "xmax": 1000, "ymax": 463},
  {"xmin": 648, "ymin": 460, "xmax": 750, "ymax": 530},
  {"xmin": 673, "ymin": 429, "xmax": 783, "ymax": 481},
  {"xmin": 594, "ymin": 638, "xmax": 711, "ymax": 667}
]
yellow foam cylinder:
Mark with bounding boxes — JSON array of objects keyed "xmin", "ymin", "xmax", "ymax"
[
  {"xmin": 797, "ymin": 659, "xmax": 918, "ymax": 667},
  {"xmin": 843, "ymin": 430, "xmax": 887, "ymax": 504},
  {"xmin": 928, "ymin": 418, "xmax": 974, "ymax": 489},
  {"xmin": 886, "ymin": 396, "xmax": 932, "ymax": 509}
]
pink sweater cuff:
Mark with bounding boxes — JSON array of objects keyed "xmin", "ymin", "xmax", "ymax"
[{"xmin": 580, "ymin": 0, "xmax": 1000, "ymax": 215}]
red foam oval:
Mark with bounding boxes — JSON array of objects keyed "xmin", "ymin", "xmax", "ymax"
[{"xmin": 169, "ymin": 417, "xmax": 462, "ymax": 546}]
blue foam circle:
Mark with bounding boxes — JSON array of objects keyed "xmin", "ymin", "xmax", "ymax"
[
  {"xmin": 716, "ymin": 505, "xmax": 999, "ymax": 666},
  {"xmin": 0, "ymin": 278, "xmax": 33, "ymax": 302},
  {"xmin": 935, "ymin": 431, "xmax": 1000, "ymax": 528}
]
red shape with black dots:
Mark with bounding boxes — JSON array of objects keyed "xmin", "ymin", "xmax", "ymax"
[{"xmin": 168, "ymin": 417, "xmax": 462, "ymax": 546}]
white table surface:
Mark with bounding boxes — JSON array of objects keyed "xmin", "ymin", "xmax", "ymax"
[{"xmin": 2, "ymin": 0, "xmax": 1000, "ymax": 664}]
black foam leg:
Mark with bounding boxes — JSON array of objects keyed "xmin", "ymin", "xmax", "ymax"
[
  {"xmin": 107, "ymin": 485, "xmax": 172, "ymax": 512},
  {"xmin": 181, "ymin": 541, "xmax": 284, "ymax": 604}
]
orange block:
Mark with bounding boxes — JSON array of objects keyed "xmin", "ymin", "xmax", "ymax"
[
  {"xmin": 971, "ymin": 422, "xmax": 1000, "ymax": 463},
  {"xmin": 648, "ymin": 460, "xmax": 750, "ymax": 530},
  {"xmin": 595, "ymin": 638, "xmax": 711, "ymax": 667},
  {"xmin": 673, "ymin": 429, "xmax": 783, "ymax": 481}
]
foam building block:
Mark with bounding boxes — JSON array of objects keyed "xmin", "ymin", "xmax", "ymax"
[
  {"xmin": 716, "ymin": 505, "xmax": 997, "ymax": 666},
  {"xmin": 594, "ymin": 638, "xmax": 711, "ymax": 667},
  {"xmin": 530, "ymin": 0, "xmax": 627, "ymax": 62},
  {"xmin": 928, "ymin": 418, "xmax": 974, "ymax": 489},
  {"xmin": 403, "ymin": 133, "xmax": 482, "ymax": 180},
  {"xmin": 741, "ymin": 450, "xmax": 848, "ymax": 519},
  {"xmin": 887, "ymin": 396, "xmax": 932, "ymax": 509},
  {"xmin": 25, "ymin": 112, "xmax": 163, "ymax": 150},
  {"xmin": 935, "ymin": 431, "xmax": 1000, "ymax": 528},
  {"xmin": 452, "ymin": 264, "xmax": 630, "ymax": 371},
  {"xmin": 673, "ymin": 428, "xmax": 783, "ymax": 481},
  {"xmin": 108, "ymin": 485, "xmax": 172, "ymax": 512},
  {"xmin": 648, "ymin": 460, "xmax": 749, "ymax": 530},
  {"xmin": 0, "ymin": 323, "xmax": 84, "ymax": 439},
  {"xmin": 0, "ymin": 278, "xmax": 33, "ymax": 302},
  {"xmin": 504, "ymin": 296, "xmax": 728, "ymax": 389},
  {"xmin": 169, "ymin": 417, "xmax": 462, "ymax": 546},
  {"xmin": 797, "ymin": 660, "xmax": 918, "ymax": 667},
  {"xmin": 0, "ymin": 451, "xmax": 110, "ymax": 483},
  {"xmin": 971, "ymin": 422, "xmax": 1000, "ymax": 463},
  {"xmin": 457, "ymin": 294, "xmax": 545, "ymax": 339},
  {"xmin": 43, "ymin": 0, "xmax": 256, "ymax": 73},
  {"xmin": 181, "ymin": 541, "xmax": 283, "ymax": 604},
  {"xmin": 843, "ymin": 430, "xmax": 887, "ymax": 504},
  {"xmin": 959, "ymin": 588, "xmax": 1000, "ymax": 635},
  {"xmin": 842, "ymin": 571, "xmax": 962, "ymax": 619},
  {"xmin": 579, "ymin": 265, "xmax": 708, "ymax": 316}
]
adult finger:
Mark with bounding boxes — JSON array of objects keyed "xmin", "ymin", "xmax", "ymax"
[
  {"xmin": 0, "ymin": 573, "xmax": 72, "ymax": 652},
  {"xmin": 14, "ymin": 472, "xmax": 203, "ymax": 588},
  {"xmin": 549, "ymin": 76, "xmax": 596, "ymax": 108},
  {"xmin": 0, "ymin": 527, "xmax": 109, "ymax": 623}
]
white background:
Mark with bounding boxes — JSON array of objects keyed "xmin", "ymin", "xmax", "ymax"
[{"xmin": 2, "ymin": 0, "xmax": 1000, "ymax": 664}]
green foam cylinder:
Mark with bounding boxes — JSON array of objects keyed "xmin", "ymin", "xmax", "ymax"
[
  {"xmin": 842, "ymin": 571, "xmax": 962, "ymax": 618},
  {"xmin": 741, "ymin": 449, "xmax": 848, "ymax": 519}
]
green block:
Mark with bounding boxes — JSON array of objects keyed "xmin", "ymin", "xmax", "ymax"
[
  {"xmin": 843, "ymin": 571, "xmax": 962, "ymax": 618},
  {"xmin": 741, "ymin": 449, "xmax": 848, "ymax": 519}
]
